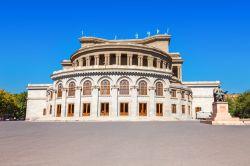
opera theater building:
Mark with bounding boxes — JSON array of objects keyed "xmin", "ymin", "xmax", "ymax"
[{"xmin": 26, "ymin": 34, "xmax": 220, "ymax": 121}]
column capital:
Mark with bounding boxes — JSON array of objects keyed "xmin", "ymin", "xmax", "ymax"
[
  {"xmin": 127, "ymin": 53, "xmax": 133, "ymax": 57},
  {"xmin": 138, "ymin": 54, "xmax": 143, "ymax": 58}
]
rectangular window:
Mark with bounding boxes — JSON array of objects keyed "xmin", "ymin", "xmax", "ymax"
[
  {"xmin": 188, "ymin": 106, "xmax": 191, "ymax": 115},
  {"xmin": 182, "ymin": 105, "xmax": 185, "ymax": 114},
  {"xmin": 49, "ymin": 105, "xmax": 52, "ymax": 114},
  {"xmin": 171, "ymin": 90, "xmax": 176, "ymax": 98},
  {"xmin": 156, "ymin": 103, "xmax": 163, "ymax": 116},
  {"xmin": 172, "ymin": 66, "xmax": 178, "ymax": 78},
  {"xmin": 43, "ymin": 109, "xmax": 46, "ymax": 116},
  {"xmin": 56, "ymin": 104, "xmax": 61, "ymax": 117},
  {"xmin": 100, "ymin": 103, "xmax": 109, "ymax": 116},
  {"xmin": 67, "ymin": 104, "xmax": 74, "ymax": 117},
  {"xmin": 139, "ymin": 103, "xmax": 147, "ymax": 116},
  {"xmin": 50, "ymin": 92, "xmax": 53, "ymax": 100},
  {"xmin": 195, "ymin": 107, "xmax": 202, "ymax": 113},
  {"xmin": 120, "ymin": 103, "xmax": 129, "ymax": 116},
  {"xmin": 82, "ymin": 103, "xmax": 91, "ymax": 116},
  {"xmin": 181, "ymin": 91, "xmax": 185, "ymax": 99},
  {"xmin": 172, "ymin": 104, "xmax": 176, "ymax": 114}
]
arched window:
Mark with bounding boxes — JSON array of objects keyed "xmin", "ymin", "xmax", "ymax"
[
  {"xmin": 83, "ymin": 80, "xmax": 92, "ymax": 95},
  {"xmin": 139, "ymin": 80, "xmax": 147, "ymax": 95},
  {"xmin": 156, "ymin": 82, "xmax": 163, "ymax": 96},
  {"xmin": 100, "ymin": 80, "xmax": 110, "ymax": 95},
  {"xmin": 57, "ymin": 84, "xmax": 63, "ymax": 98},
  {"xmin": 68, "ymin": 82, "xmax": 75, "ymax": 97},
  {"xmin": 119, "ymin": 80, "xmax": 129, "ymax": 95}
]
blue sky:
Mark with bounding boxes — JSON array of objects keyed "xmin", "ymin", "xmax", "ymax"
[{"xmin": 0, "ymin": 0, "xmax": 249, "ymax": 93}]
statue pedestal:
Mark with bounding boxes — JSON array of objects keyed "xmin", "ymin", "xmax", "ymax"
[{"xmin": 206, "ymin": 102, "xmax": 244, "ymax": 125}]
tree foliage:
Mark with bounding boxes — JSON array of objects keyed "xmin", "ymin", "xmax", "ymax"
[
  {"xmin": 227, "ymin": 91, "xmax": 250, "ymax": 119},
  {"xmin": 0, "ymin": 90, "xmax": 27, "ymax": 120}
]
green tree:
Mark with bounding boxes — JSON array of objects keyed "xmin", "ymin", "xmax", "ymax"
[
  {"xmin": 234, "ymin": 91, "xmax": 250, "ymax": 119},
  {"xmin": 13, "ymin": 92, "xmax": 27, "ymax": 119},
  {"xmin": 0, "ymin": 90, "xmax": 27, "ymax": 120},
  {"xmin": 227, "ymin": 96, "xmax": 237, "ymax": 116}
]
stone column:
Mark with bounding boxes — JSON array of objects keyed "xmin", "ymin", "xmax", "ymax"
[
  {"xmin": 127, "ymin": 53, "xmax": 132, "ymax": 66},
  {"xmin": 149, "ymin": 86, "xmax": 155, "ymax": 117},
  {"xmin": 127, "ymin": 54, "xmax": 130, "ymax": 65},
  {"xmin": 86, "ymin": 56, "xmax": 90, "ymax": 66},
  {"xmin": 74, "ymin": 87, "xmax": 81, "ymax": 118},
  {"xmin": 111, "ymin": 85, "xmax": 118, "ymax": 117},
  {"xmin": 157, "ymin": 58, "xmax": 161, "ymax": 68},
  {"xmin": 116, "ymin": 53, "xmax": 121, "ymax": 65},
  {"xmin": 130, "ymin": 55, "xmax": 133, "ymax": 65},
  {"xmin": 79, "ymin": 58, "xmax": 83, "ymax": 67},
  {"xmin": 105, "ymin": 53, "xmax": 110, "ymax": 66},
  {"xmin": 91, "ymin": 86, "xmax": 99, "ymax": 118},
  {"xmin": 179, "ymin": 66, "xmax": 182, "ymax": 80},
  {"xmin": 138, "ymin": 55, "xmax": 143, "ymax": 66},
  {"xmin": 163, "ymin": 61, "xmax": 166, "ymax": 69},
  {"xmin": 52, "ymin": 90, "xmax": 56, "ymax": 117},
  {"xmin": 177, "ymin": 66, "xmax": 182, "ymax": 80},
  {"xmin": 131, "ymin": 86, "xmax": 138, "ymax": 117},
  {"xmin": 165, "ymin": 88, "xmax": 172, "ymax": 117},
  {"xmin": 94, "ymin": 55, "xmax": 99, "ymax": 66},
  {"xmin": 165, "ymin": 62, "xmax": 168, "ymax": 69},
  {"xmin": 148, "ymin": 56, "xmax": 153, "ymax": 67},
  {"xmin": 61, "ymin": 89, "xmax": 67, "ymax": 117}
]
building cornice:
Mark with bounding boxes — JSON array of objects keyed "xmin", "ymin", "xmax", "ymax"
[
  {"xmin": 51, "ymin": 68, "xmax": 176, "ymax": 82},
  {"xmin": 79, "ymin": 34, "xmax": 171, "ymax": 45}
]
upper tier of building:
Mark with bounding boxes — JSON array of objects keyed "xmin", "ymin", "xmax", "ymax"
[
  {"xmin": 80, "ymin": 34, "xmax": 171, "ymax": 52},
  {"xmin": 53, "ymin": 35, "xmax": 184, "ymax": 81}
]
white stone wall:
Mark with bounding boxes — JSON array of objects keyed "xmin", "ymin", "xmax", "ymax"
[
  {"xmin": 26, "ymin": 84, "xmax": 51, "ymax": 120},
  {"xmin": 34, "ymin": 73, "xmax": 192, "ymax": 121},
  {"xmin": 183, "ymin": 81, "xmax": 220, "ymax": 119}
]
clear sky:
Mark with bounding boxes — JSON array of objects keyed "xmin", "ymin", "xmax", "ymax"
[{"xmin": 0, "ymin": 0, "xmax": 249, "ymax": 94}]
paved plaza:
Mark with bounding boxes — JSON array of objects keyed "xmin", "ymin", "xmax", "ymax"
[{"xmin": 0, "ymin": 121, "xmax": 250, "ymax": 166}]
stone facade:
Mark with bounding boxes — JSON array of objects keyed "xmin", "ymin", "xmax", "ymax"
[{"xmin": 26, "ymin": 34, "xmax": 219, "ymax": 121}]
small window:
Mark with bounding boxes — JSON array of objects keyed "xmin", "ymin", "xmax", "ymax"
[
  {"xmin": 171, "ymin": 90, "xmax": 176, "ymax": 98},
  {"xmin": 142, "ymin": 56, "xmax": 148, "ymax": 66},
  {"xmin": 43, "ymin": 108, "xmax": 46, "ymax": 116},
  {"xmin": 181, "ymin": 91, "xmax": 185, "ymax": 99},
  {"xmin": 188, "ymin": 106, "xmax": 191, "ymax": 115},
  {"xmin": 172, "ymin": 104, "xmax": 176, "ymax": 114},
  {"xmin": 49, "ymin": 105, "xmax": 52, "ymax": 114},
  {"xmin": 195, "ymin": 107, "xmax": 202, "ymax": 113},
  {"xmin": 182, "ymin": 105, "xmax": 185, "ymax": 114},
  {"xmin": 173, "ymin": 66, "xmax": 178, "ymax": 78},
  {"xmin": 156, "ymin": 82, "xmax": 163, "ymax": 96},
  {"xmin": 56, "ymin": 104, "xmax": 61, "ymax": 117},
  {"xmin": 49, "ymin": 92, "xmax": 53, "ymax": 100}
]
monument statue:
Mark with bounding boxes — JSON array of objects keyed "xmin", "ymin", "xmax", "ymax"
[
  {"xmin": 213, "ymin": 86, "xmax": 228, "ymax": 102},
  {"xmin": 206, "ymin": 86, "xmax": 244, "ymax": 125}
]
